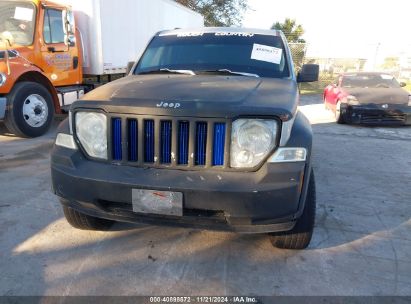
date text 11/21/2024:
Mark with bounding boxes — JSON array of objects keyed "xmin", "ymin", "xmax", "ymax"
[{"xmin": 149, "ymin": 297, "xmax": 258, "ymax": 303}]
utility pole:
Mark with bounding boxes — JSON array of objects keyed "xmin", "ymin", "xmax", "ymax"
[{"xmin": 373, "ymin": 42, "xmax": 381, "ymax": 70}]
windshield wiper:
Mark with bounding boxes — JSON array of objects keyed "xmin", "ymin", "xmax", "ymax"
[
  {"xmin": 138, "ymin": 68, "xmax": 195, "ymax": 75},
  {"xmin": 199, "ymin": 69, "xmax": 260, "ymax": 78}
]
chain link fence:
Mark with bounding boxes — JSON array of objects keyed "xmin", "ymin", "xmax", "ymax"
[{"xmin": 289, "ymin": 43, "xmax": 411, "ymax": 94}]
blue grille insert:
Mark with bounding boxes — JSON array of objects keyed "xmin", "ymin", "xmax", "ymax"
[
  {"xmin": 112, "ymin": 118, "xmax": 122, "ymax": 161},
  {"xmin": 128, "ymin": 119, "xmax": 138, "ymax": 162},
  {"xmin": 212, "ymin": 123, "xmax": 226, "ymax": 166},
  {"xmin": 144, "ymin": 120, "xmax": 155, "ymax": 163},
  {"xmin": 195, "ymin": 122, "xmax": 207, "ymax": 166},
  {"xmin": 178, "ymin": 121, "xmax": 189, "ymax": 165},
  {"xmin": 160, "ymin": 121, "xmax": 172, "ymax": 163},
  {"xmin": 111, "ymin": 117, "xmax": 228, "ymax": 169}
]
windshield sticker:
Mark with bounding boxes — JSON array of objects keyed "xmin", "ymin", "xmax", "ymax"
[
  {"xmin": 251, "ymin": 44, "xmax": 282, "ymax": 64},
  {"xmin": 215, "ymin": 32, "xmax": 254, "ymax": 37},
  {"xmin": 14, "ymin": 7, "xmax": 33, "ymax": 22}
]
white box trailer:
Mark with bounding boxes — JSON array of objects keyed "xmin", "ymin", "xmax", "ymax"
[{"xmin": 64, "ymin": 0, "xmax": 204, "ymax": 75}]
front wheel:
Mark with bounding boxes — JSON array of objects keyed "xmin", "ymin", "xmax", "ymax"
[
  {"xmin": 269, "ymin": 169, "xmax": 316, "ymax": 250},
  {"xmin": 63, "ymin": 206, "xmax": 115, "ymax": 231},
  {"xmin": 4, "ymin": 81, "xmax": 54, "ymax": 138}
]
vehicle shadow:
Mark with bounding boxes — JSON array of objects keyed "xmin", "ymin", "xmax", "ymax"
[
  {"xmin": 0, "ymin": 120, "xmax": 60, "ymax": 138},
  {"xmin": 5, "ymin": 213, "xmax": 410, "ymax": 295},
  {"xmin": 0, "ymin": 123, "xmax": 16, "ymax": 137}
]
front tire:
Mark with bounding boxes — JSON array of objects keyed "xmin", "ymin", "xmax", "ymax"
[
  {"xmin": 269, "ymin": 170, "xmax": 316, "ymax": 250},
  {"xmin": 4, "ymin": 81, "xmax": 54, "ymax": 138},
  {"xmin": 63, "ymin": 206, "xmax": 114, "ymax": 231}
]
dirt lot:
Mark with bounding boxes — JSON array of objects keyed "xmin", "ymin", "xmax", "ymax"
[{"xmin": 1, "ymin": 94, "xmax": 411, "ymax": 296}]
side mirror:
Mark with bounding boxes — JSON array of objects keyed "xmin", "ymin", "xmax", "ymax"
[
  {"xmin": 399, "ymin": 82, "xmax": 407, "ymax": 87},
  {"xmin": 297, "ymin": 64, "xmax": 320, "ymax": 83},
  {"xmin": 65, "ymin": 35, "xmax": 75, "ymax": 47},
  {"xmin": 126, "ymin": 61, "xmax": 135, "ymax": 75},
  {"xmin": 63, "ymin": 10, "xmax": 75, "ymax": 47}
]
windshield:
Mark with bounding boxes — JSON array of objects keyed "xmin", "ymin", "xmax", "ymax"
[
  {"xmin": 342, "ymin": 74, "xmax": 401, "ymax": 88},
  {"xmin": 0, "ymin": 1, "xmax": 36, "ymax": 46},
  {"xmin": 134, "ymin": 32, "xmax": 290, "ymax": 78}
]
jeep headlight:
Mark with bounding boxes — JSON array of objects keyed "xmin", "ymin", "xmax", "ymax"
[
  {"xmin": 75, "ymin": 112, "xmax": 107, "ymax": 159},
  {"xmin": 230, "ymin": 119, "xmax": 277, "ymax": 168}
]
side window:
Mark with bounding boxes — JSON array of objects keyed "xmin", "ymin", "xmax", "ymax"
[{"xmin": 43, "ymin": 9, "xmax": 64, "ymax": 44}]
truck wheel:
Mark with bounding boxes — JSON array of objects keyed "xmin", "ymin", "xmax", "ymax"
[
  {"xmin": 63, "ymin": 206, "xmax": 114, "ymax": 231},
  {"xmin": 269, "ymin": 170, "xmax": 316, "ymax": 250},
  {"xmin": 4, "ymin": 81, "xmax": 54, "ymax": 138}
]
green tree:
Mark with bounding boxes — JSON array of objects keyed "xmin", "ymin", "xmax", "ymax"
[
  {"xmin": 271, "ymin": 18, "xmax": 305, "ymax": 43},
  {"xmin": 175, "ymin": 0, "xmax": 248, "ymax": 26},
  {"xmin": 381, "ymin": 57, "xmax": 399, "ymax": 70}
]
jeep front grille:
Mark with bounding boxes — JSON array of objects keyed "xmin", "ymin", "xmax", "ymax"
[
  {"xmin": 160, "ymin": 120, "xmax": 172, "ymax": 164},
  {"xmin": 109, "ymin": 115, "xmax": 231, "ymax": 170},
  {"xmin": 112, "ymin": 118, "xmax": 122, "ymax": 161},
  {"xmin": 212, "ymin": 123, "xmax": 226, "ymax": 166},
  {"xmin": 195, "ymin": 122, "xmax": 207, "ymax": 166},
  {"xmin": 144, "ymin": 119, "xmax": 155, "ymax": 163},
  {"xmin": 178, "ymin": 121, "xmax": 189, "ymax": 165}
]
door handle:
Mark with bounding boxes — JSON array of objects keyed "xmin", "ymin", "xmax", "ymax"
[{"xmin": 47, "ymin": 47, "xmax": 65, "ymax": 53}]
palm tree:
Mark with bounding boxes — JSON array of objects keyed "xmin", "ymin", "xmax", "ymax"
[{"xmin": 271, "ymin": 18, "xmax": 305, "ymax": 43}]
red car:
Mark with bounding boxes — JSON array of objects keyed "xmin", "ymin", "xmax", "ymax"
[{"xmin": 323, "ymin": 72, "xmax": 411, "ymax": 125}]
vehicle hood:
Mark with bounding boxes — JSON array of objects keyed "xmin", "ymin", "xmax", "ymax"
[
  {"xmin": 75, "ymin": 75, "xmax": 299, "ymax": 120},
  {"xmin": 345, "ymin": 87, "xmax": 409, "ymax": 105}
]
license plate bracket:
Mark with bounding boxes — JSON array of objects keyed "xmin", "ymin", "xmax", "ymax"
[{"xmin": 132, "ymin": 189, "xmax": 183, "ymax": 216}]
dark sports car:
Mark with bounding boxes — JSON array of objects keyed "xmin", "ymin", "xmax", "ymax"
[{"xmin": 324, "ymin": 72, "xmax": 411, "ymax": 125}]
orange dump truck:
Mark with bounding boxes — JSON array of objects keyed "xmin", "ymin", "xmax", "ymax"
[{"xmin": 0, "ymin": 0, "xmax": 203, "ymax": 137}]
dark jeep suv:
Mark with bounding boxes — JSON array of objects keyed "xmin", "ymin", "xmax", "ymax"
[{"xmin": 51, "ymin": 28, "xmax": 319, "ymax": 249}]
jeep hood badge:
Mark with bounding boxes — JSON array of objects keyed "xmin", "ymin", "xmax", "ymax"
[{"xmin": 156, "ymin": 101, "xmax": 181, "ymax": 109}]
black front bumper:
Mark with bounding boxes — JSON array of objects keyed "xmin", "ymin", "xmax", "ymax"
[
  {"xmin": 51, "ymin": 145, "xmax": 312, "ymax": 233},
  {"xmin": 51, "ymin": 111, "xmax": 313, "ymax": 234},
  {"xmin": 342, "ymin": 103, "xmax": 411, "ymax": 125}
]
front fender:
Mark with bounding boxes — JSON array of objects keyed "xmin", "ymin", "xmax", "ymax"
[
  {"xmin": 283, "ymin": 111, "xmax": 313, "ymax": 157},
  {"xmin": 56, "ymin": 117, "xmax": 70, "ymax": 134},
  {"xmin": 282, "ymin": 111, "xmax": 314, "ymax": 218},
  {"xmin": 0, "ymin": 59, "xmax": 43, "ymax": 94},
  {"xmin": 0, "ymin": 59, "xmax": 61, "ymax": 114}
]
